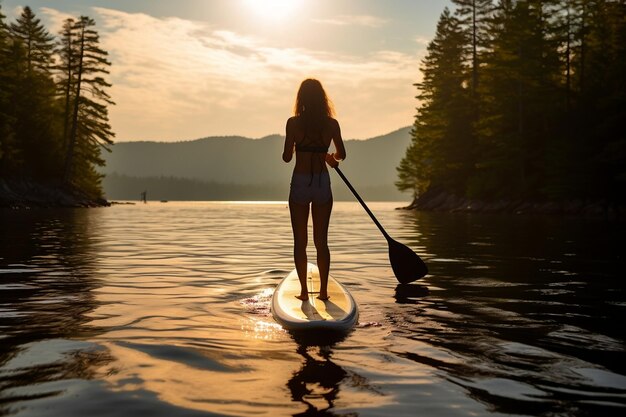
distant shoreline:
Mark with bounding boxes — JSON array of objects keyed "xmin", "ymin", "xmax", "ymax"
[
  {"xmin": 5, "ymin": 178, "xmax": 620, "ymax": 217},
  {"xmin": 0, "ymin": 179, "xmax": 110, "ymax": 209}
]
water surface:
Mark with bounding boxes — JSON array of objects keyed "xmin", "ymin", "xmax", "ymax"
[{"xmin": 1, "ymin": 202, "xmax": 624, "ymax": 416}]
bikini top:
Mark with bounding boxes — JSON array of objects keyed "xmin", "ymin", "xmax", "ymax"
[
  {"xmin": 295, "ymin": 132, "xmax": 329, "ymax": 186},
  {"xmin": 295, "ymin": 128, "xmax": 329, "ymax": 153}
]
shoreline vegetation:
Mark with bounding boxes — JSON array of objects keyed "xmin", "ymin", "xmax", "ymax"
[
  {"xmin": 2, "ymin": 173, "xmax": 620, "ymax": 217},
  {"xmin": 0, "ymin": 178, "xmax": 109, "ymax": 208},
  {"xmin": 0, "ymin": 6, "xmax": 114, "ymax": 208},
  {"xmin": 396, "ymin": 1, "xmax": 626, "ymax": 215},
  {"xmin": 400, "ymin": 187, "xmax": 622, "ymax": 218},
  {"xmin": 1, "ymin": 171, "xmax": 620, "ymax": 216}
]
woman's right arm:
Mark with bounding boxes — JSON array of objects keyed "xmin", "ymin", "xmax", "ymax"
[{"xmin": 282, "ymin": 118, "xmax": 295, "ymax": 163}]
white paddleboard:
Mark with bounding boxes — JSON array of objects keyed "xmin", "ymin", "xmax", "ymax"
[{"xmin": 271, "ymin": 264, "xmax": 358, "ymax": 331}]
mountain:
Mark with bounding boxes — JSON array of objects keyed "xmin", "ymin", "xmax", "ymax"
[{"xmin": 101, "ymin": 127, "xmax": 412, "ymax": 201}]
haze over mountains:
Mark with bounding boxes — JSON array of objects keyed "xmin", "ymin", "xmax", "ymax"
[{"xmin": 102, "ymin": 127, "xmax": 412, "ymax": 201}]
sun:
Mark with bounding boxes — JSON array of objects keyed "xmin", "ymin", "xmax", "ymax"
[{"xmin": 244, "ymin": 0, "xmax": 302, "ymax": 21}]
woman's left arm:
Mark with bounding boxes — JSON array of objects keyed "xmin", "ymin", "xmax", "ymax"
[
  {"xmin": 282, "ymin": 118, "xmax": 295, "ymax": 162},
  {"xmin": 331, "ymin": 119, "xmax": 346, "ymax": 161},
  {"xmin": 325, "ymin": 119, "xmax": 345, "ymax": 168}
]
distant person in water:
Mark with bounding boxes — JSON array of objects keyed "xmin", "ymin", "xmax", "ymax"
[{"xmin": 282, "ymin": 79, "xmax": 346, "ymax": 301}]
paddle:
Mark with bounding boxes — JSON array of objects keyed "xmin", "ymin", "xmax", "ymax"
[{"xmin": 333, "ymin": 166, "xmax": 428, "ymax": 283}]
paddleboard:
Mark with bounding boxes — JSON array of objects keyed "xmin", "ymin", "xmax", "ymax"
[{"xmin": 271, "ymin": 264, "xmax": 358, "ymax": 331}]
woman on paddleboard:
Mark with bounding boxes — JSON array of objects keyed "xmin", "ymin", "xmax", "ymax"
[{"xmin": 282, "ymin": 79, "xmax": 346, "ymax": 301}]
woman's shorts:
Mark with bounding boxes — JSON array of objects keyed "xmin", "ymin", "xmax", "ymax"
[{"xmin": 289, "ymin": 172, "xmax": 332, "ymax": 206}]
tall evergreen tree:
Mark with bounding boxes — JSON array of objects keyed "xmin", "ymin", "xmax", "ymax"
[
  {"xmin": 56, "ymin": 18, "xmax": 76, "ymax": 153},
  {"xmin": 451, "ymin": 0, "xmax": 493, "ymax": 97},
  {"xmin": 471, "ymin": 0, "xmax": 560, "ymax": 198},
  {"xmin": 543, "ymin": 0, "xmax": 591, "ymax": 198},
  {"xmin": 397, "ymin": 8, "xmax": 473, "ymax": 197},
  {"xmin": 9, "ymin": 6, "xmax": 54, "ymax": 75},
  {"xmin": 544, "ymin": 0, "xmax": 626, "ymax": 202},
  {"xmin": 6, "ymin": 6, "xmax": 60, "ymax": 178},
  {"xmin": 580, "ymin": 0, "xmax": 626, "ymax": 203},
  {"xmin": 553, "ymin": 0, "xmax": 582, "ymax": 113},
  {"xmin": 0, "ymin": 3, "xmax": 13, "ymax": 173},
  {"xmin": 61, "ymin": 16, "xmax": 114, "ymax": 196},
  {"xmin": 395, "ymin": 141, "xmax": 420, "ymax": 199},
  {"xmin": 0, "ymin": 4, "xmax": 6, "ymax": 48}
]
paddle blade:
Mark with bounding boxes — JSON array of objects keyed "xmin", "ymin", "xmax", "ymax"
[{"xmin": 388, "ymin": 238, "xmax": 428, "ymax": 283}]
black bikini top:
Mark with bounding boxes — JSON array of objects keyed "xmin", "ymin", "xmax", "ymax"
[{"xmin": 295, "ymin": 129, "xmax": 328, "ymax": 153}]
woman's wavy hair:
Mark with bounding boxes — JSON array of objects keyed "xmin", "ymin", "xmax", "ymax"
[{"xmin": 293, "ymin": 79, "xmax": 335, "ymax": 131}]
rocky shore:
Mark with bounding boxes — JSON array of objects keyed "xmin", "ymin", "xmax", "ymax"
[
  {"xmin": 400, "ymin": 188, "xmax": 623, "ymax": 217},
  {"xmin": 0, "ymin": 179, "xmax": 110, "ymax": 209}
]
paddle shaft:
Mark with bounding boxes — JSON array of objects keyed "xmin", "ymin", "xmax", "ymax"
[{"xmin": 334, "ymin": 166, "xmax": 391, "ymax": 241}]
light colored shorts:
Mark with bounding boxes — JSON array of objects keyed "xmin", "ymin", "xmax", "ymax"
[{"xmin": 289, "ymin": 172, "xmax": 332, "ymax": 206}]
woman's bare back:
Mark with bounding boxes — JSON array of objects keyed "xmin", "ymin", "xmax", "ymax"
[{"xmin": 285, "ymin": 116, "xmax": 344, "ymax": 175}]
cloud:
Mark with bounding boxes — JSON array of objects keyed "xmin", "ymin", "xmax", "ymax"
[
  {"xmin": 414, "ymin": 36, "xmax": 431, "ymax": 46},
  {"xmin": 9, "ymin": 6, "xmax": 25, "ymax": 20},
  {"xmin": 312, "ymin": 14, "xmax": 389, "ymax": 28},
  {"xmin": 39, "ymin": 7, "xmax": 75, "ymax": 32},
  {"xmin": 41, "ymin": 7, "xmax": 420, "ymax": 141}
]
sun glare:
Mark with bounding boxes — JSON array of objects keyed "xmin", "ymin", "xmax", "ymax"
[{"xmin": 244, "ymin": 0, "xmax": 301, "ymax": 21}]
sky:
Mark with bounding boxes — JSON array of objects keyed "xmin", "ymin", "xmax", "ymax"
[{"xmin": 2, "ymin": 0, "xmax": 452, "ymax": 141}]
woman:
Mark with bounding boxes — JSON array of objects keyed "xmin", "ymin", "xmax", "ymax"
[{"xmin": 282, "ymin": 79, "xmax": 346, "ymax": 301}]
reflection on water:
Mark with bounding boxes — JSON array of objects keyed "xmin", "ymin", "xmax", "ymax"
[
  {"xmin": 0, "ymin": 209, "xmax": 112, "ymax": 416},
  {"xmin": 389, "ymin": 211, "xmax": 626, "ymax": 416},
  {"xmin": 1, "ymin": 202, "xmax": 624, "ymax": 416}
]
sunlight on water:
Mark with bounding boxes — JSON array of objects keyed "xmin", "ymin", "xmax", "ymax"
[{"xmin": 0, "ymin": 202, "xmax": 624, "ymax": 416}]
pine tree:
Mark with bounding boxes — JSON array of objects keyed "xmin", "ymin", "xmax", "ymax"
[
  {"xmin": 9, "ymin": 6, "xmax": 54, "ymax": 75},
  {"xmin": 544, "ymin": 1, "xmax": 626, "ymax": 202},
  {"xmin": 470, "ymin": 0, "xmax": 558, "ymax": 198},
  {"xmin": 6, "ymin": 6, "xmax": 60, "ymax": 178},
  {"xmin": 395, "ymin": 141, "xmax": 421, "ymax": 200},
  {"xmin": 580, "ymin": 0, "xmax": 626, "ymax": 204},
  {"xmin": 56, "ymin": 18, "xmax": 75, "ymax": 153},
  {"xmin": 553, "ymin": 0, "xmax": 581, "ymax": 113},
  {"xmin": 397, "ymin": 8, "xmax": 473, "ymax": 197},
  {"xmin": 0, "ymin": 3, "xmax": 13, "ymax": 173},
  {"xmin": 61, "ymin": 16, "xmax": 114, "ymax": 196},
  {"xmin": 451, "ymin": 0, "xmax": 493, "ymax": 97}
]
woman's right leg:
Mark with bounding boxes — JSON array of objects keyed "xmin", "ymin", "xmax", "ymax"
[
  {"xmin": 289, "ymin": 200, "xmax": 310, "ymax": 300},
  {"xmin": 312, "ymin": 198, "xmax": 332, "ymax": 300}
]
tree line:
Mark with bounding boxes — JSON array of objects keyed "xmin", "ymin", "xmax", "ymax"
[
  {"xmin": 0, "ymin": 4, "xmax": 113, "ymax": 198},
  {"xmin": 397, "ymin": 0, "xmax": 626, "ymax": 206}
]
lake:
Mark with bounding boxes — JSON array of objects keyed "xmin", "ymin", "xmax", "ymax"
[{"xmin": 1, "ymin": 201, "xmax": 624, "ymax": 416}]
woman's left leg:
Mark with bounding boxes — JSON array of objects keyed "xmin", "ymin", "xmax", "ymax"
[
  {"xmin": 312, "ymin": 197, "xmax": 332, "ymax": 300},
  {"xmin": 290, "ymin": 201, "xmax": 310, "ymax": 300}
]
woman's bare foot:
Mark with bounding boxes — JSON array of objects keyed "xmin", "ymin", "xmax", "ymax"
[
  {"xmin": 295, "ymin": 293, "xmax": 309, "ymax": 301},
  {"xmin": 317, "ymin": 294, "xmax": 330, "ymax": 301}
]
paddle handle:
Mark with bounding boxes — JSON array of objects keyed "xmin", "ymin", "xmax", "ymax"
[{"xmin": 334, "ymin": 166, "xmax": 391, "ymax": 241}]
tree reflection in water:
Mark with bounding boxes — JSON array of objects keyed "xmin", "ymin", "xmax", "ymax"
[
  {"xmin": 0, "ymin": 209, "xmax": 111, "ymax": 415},
  {"xmin": 388, "ymin": 210, "xmax": 626, "ymax": 416}
]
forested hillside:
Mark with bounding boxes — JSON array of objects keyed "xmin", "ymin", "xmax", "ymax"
[{"xmin": 101, "ymin": 127, "xmax": 412, "ymax": 201}]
